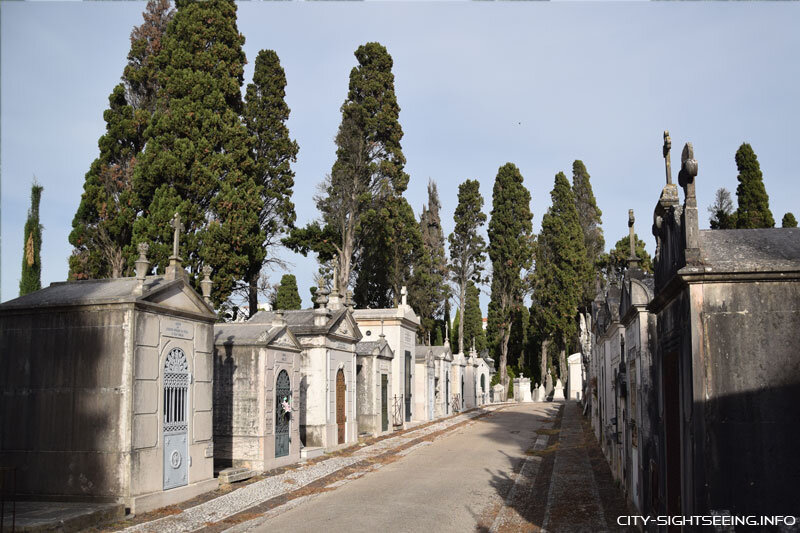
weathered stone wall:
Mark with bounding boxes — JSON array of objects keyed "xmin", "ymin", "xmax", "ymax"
[{"xmin": 0, "ymin": 307, "xmax": 130, "ymax": 500}]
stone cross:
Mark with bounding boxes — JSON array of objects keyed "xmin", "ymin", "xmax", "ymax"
[
  {"xmin": 679, "ymin": 142, "xmax": 698, "ymax": 205},
  {"xmin": 628, "ymin": 209, "xmax": 639, "ymax": 268},
  {"xmin": 400, "ymin": 285, "xmax": 408, "ymax": 307},
  {"xmin": 663, "ymin": 130, "xmax": 672, "ymax": 185},
  {"xmin": 170, "ymin": 212, "xmax": 184, "ymax": 259}
]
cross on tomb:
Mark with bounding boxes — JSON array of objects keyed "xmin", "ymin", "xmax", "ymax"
[
  {"xmin": 663, "ymin": 130, "xmax": 672, "ymax": 185},
  {"xmin": 170, "ymin": 212, "xmax": 184, "ymax": 259}
]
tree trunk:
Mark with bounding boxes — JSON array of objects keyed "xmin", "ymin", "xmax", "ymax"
[
  {"xmin": 558, "ymin": 341, "xmax": 566, "ymax": 381},
  {"xmin": 540, "ymin": 338, "xmax": 550, "ymax": 387},
  {"xmin": 500, "ymin": 323, "xmax": 511, "ymax": 401},
  {"xmin": 248, "ymin": 272, "xmax": 259, "ymax": 318},
  {"xmin": 457, "ymin": 282, "xmax": 466, "ymax": 354}
]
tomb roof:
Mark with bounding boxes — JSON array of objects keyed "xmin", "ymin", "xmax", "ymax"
[
  {"xmin": 249, "ymin": 308, "xmax": 361, "ymax": 340},
  {"xmin": 692, "ymin": 228, "xmax": 800, "ymax": 273},
  {"xmin": 355, "ymin": 339, "xmax": 394, "ymax": 358}
]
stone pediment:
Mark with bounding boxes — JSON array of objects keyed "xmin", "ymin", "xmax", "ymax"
[
  {"xmin": 329, "ymin": 311, "xmax": 363, "ymax": 342},
  {"xmin": 264, "ymin": 327, "xmax": 303, "ymax": 352},
  {"xmin": 140, "ymin": 279, "xmax": 214, "ymax": 318}
]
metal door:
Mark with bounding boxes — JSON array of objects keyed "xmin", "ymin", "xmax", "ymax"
[
  {"xmin": 163, "ymin": 348, "xmax": 189, "ymax": 490},
  {"xmin": 445, "ymin": 373, "xmax": 450, "ymax": 414},
  {"xmin": 275, "ymin": 369, "xmax": 291, "ymax": 458},
  {"xmin": 381, "ymin": 374, "xmax": 388, "ymax": 432},
  {"xmin": 461, "ymin": 375, "xmax": 465, "ymax": 409},
  {"xmin": 404, "ymin": 352, "xmax": 412, "ymax": 422},
  {"xmin": 336, "ymin": 369, "xmax": 346, "ymax": 444},
  {"xmin": 427, "ymin": 373, "xmax": 434, "ymax": 420}
]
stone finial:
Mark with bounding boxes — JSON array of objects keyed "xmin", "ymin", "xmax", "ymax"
[
  {"xmin": 135, "ymin": 242, "xmax": 150, "ymax": 281},
  {"xmin": 380, "ymin": 318, "xmax": 385, "ymax": 339},
  {"xmin": 663, "ymin": 130, "xmax": 672, "ymax": 185},
  {"xmin": 444, "ymin": 321, "xmax": 449, "ymax": 345},
  {"xmin": 201, "ymin": 265, "xmax": 213, "ymax": 305},
  {"xmin": 400, "ymin": 285, "xmax": 408, "ymax": 307},
  {"xmin": 628, "ymin": 209, "xmax": 640, "ymax": 269},
  {"xmin": 678, "ymin": 142, "xmax": 698, "ymax": 207},
  {"xmin": 345, "ymin": 290, "xmax": 354, "ymax": 311},
  {"xmin": 273, "ymin": 308, "xmax": 285, "ymax": 327},
  {"xmin": 315, "ymin": 285, "xmax": 330, "ymax": 308}
]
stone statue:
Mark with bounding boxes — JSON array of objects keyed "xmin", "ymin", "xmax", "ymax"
[
  {"xmin": 663, "ymin": 130, "xmax": 672, "ymax": 185},
  {"xmin": 628, "ymin": 209, "xmax": 639, "ymax": 268}
]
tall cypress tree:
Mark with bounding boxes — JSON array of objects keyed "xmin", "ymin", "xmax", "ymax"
[
  {"xmin": 242, "ymin": 49, "xmax": 298, "ymax": 316},
  {"xmin": 572, "ymin": 160, "xmax": 604, "ymax": 308},
  {"xmin": 409, "ymin": 180, "xmax": 448, "ymax": 342},
  {"xmin": 462, "ymin": 281, "xmax": 487, "ymax": 354},
  {"xmin": 487, "ymin": 163, "xmax": 533, "ymax": 396},
  {"xmin": 298, "ymin": 42, "xmax": 408, "ymax": 296},
  {"xmin": 275, "ymin": 274, "xmax": 302, "ymax": 310},
  {"xmin": 448, "ymin": 179, "xmax": 487, "ymax": 354},
  {"xmin": 20, "ymin": 181, "xmax": 44, "ymax": 296},
  {"xmin": 733, "ymin": 143, "xmax": 774, "ymax": 229},
  {"xmin": 69, "ymin": 0, "xmax": 173, "ymax": 280},
  {"xmin": 782, "ymin": 213, "xmax": 798, "ymax": 228},
  {"xmin": 132, "ymin": 0, "xmax": 261, "ymax": 305},
  {"xmin": 534, "ymin": 171, "xmax": 590, "ymax": 378}
]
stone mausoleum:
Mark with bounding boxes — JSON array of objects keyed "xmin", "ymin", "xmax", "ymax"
[
  {"xmin": 355, "ymin": 332, "xmax": 394, "ymax": 436},
  {"xmin": 0, "ymin": 239, "xmax": 217, "ymax": 513},
  {"xmin": 213, "ymin": 311, "xmax": 304, "ymax": 473}
]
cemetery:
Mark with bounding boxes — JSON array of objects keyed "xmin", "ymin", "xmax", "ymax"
[{"xmin": 2, "ymin": 0, "xmax": 799, "ymax": 530}]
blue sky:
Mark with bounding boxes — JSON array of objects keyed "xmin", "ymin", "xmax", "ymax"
[{"xmin": 2, "ymin": 2, "xmax": 799, "ymax": 308}]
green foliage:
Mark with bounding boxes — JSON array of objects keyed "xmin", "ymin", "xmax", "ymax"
[
  {"xmin": 450, "ymin": 308, "xmax": 461, "ymax": 354},
  {"xmin": 69, "ymin": 0, "xmax": 173, "ymax": 280},
  {"xmin": 733, "ymin": 143, "xmax": 774, "ymax": 229},
  {"xmin": 598, "ymin": 233, "xmax": 653, "ymax": 276},
  {"xmin": 490, "ymin": 365, "xmax": 516, "ymax": 396},
  {"xmin": 782, "ymin": 212, "xmax": 797, "ymax": 228},
  {"xmin": 487, "ymin": 163, "xmax": 533, "ymax": 388},
  {"xmin": 449, "ymin": 179, "xmax": 487, "ymax": 354},
  {"xmin": 132, "ymin": 0, "xmax": 259, "ymax": 306},
  {"xmin": 571, "ymin": 160, "xmax": 604, "ymax": 307},
  {"xmin": 462, "ymin": 282, "xmax": 487, "ymax": 354},
  {"xmin": 433, "ymin": 327, "xmax": 443, "ymax": 346},
  {"xmin": 708, "ymin": 187, "xmax": 735, "ymax": 230},
  {"xmin": 409, "ymin": 181, "xmax": 449, "ymax": 342},
  {"xmin": 20, "ymin": 182, "xmax": 44, "ymax": 296},
  {"xmin": 507, "ymin": 304, "xmax": 529, "ymax": 368},
  {"xmin": 242, "ymin": 49, "xmax": 298, "ymax": 315},
  {"xmin": 275, "ymin": 274, "xmax": 302, "ymax": 310},
  {"xmin": 533, "ymin": 172, "xmax": 590, "ymax": 362}
]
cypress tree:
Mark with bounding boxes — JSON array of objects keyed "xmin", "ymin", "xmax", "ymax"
[
  {"xmin": 409, "ymin": 180, "xmax": 448, "ymax": 342},
  {"xmin": 242, "ymin": 50, "xmax": 298, "ymax": 316},
  {"xmin": 69, "ymin": 0, "xmax": 173, "ymax": 280},
  {"xmin": 782, "ymin": 213, "xmax": 797, "ymax": 228},
  {"xmin": 275, "ymin": 274, "xmax": 302, "ymax": 310},
  {"xmin": 708, "ymin": 187, "xmax": 735, "ymax": 230},
  {"xmin": 132, "ymin": 0, "xmax": 261, "ymax": 305},
  {"xmin": 448, "ymin": 179, "xmax": 487, "ymax": 354},
  {"xmin": 20, "ymin": 181, "xmax": 44, "ymax": 296},
  {"xmin": 300, "ymin": 42, "xmax": 408, "ymax": 295},
  {"xmin": 450, "ymin": 308, "xmax": 461, "ymax": 354},
  {"xmin": 487, "ymin": 163, "xmax": 533, "ymax": 397},
  {"xmin": 534, "ymin": 171, "xmax": 590, "ymax": 379},
  {"xmin": 572, "ymin": 160, "xmax": 604, "ymax": 308},
  {"xmin": 733, "ymin": 143, "xmax": 774, "ymax": 229},
  {"xmin": 462, "ymin": 281, "xmax": 487, "ymax": 354}
]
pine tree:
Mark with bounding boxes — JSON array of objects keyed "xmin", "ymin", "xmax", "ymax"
[
  {"xmin": 487, "ymin": 163, "xmax": 533, "ymax": 397},
  {"xmin": 572, "ymin": 160, "xmax": 604, "ymax": 308},
  {"xmin": 598, "ymin": 234, "xmax": 654, "ymax": 276},
  {"xmin": 20, "ymin": 181, "xmax": 44, "ymax": 296},
  {"xmin": 298, "ymin": 42, "xmax": 408, "ymax": 296},
  {"xmin": 733, "ymin": 143, "xmax": 774, "ymax": 229},
  {"xmin": 69, "ymin": 0, "xmax": 173, "ymax": 280},
  {"xmin": 132, "ymin": 0, "xmax": 261, "ymax": 305},
  {"xmin": 708, "ymin": 187, "xmax": 735, "ymax": 229},
  {"xmin": 782, "ymin": 213, "xmax": 797, "ymax": 228},
  {"xmin": 242, "ymin": 50, "xmax": 298, "ymax": 316},
  {"xmin": 275, "ymin": 274, "xmax": 302, "ymax": 310},
  {"xmin": 448, "ymin": 179, "xmax": 487, "ymax": 354},
  {"xmin": 409, "ymin": 180, "xmax": 448, "ymax": 342},
  {"xmin": 534, "ymin": 171, "xmax": 590, "ymax": 379}
]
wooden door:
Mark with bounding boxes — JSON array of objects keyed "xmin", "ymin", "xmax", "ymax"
[{"xmin": 336, "ymin": 369, "xmax": 346, "ymax": 444}]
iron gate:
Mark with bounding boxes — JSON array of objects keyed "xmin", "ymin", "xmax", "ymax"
[
  {"xmin": 404, "ymin": 352, "xmax": 412, "ymax": 422},
  {"xmin": 275, "ymin": 369, "xmax": 291, "ymax": 458},
  {"xmin": 163, "ymin": 348, "xmax": 189, "ymax": 490},
  {"xmin": 392, "ymin": 394, "xmax": 404, "ymax": 426},
  {"xmin": 336, "ymin": 369, "xmax": 346, "ymax": 444}
]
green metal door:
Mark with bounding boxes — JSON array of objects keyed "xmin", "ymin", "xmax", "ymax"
[{"xmin": 381, "ymin": 374, "xmax": 388, "ymax": 432}]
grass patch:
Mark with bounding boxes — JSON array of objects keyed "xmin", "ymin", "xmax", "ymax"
[
  {"xmin": 525, "ymin": 442, "xmax": 560, "ymax": 456},
  {"xmin": 536, "ymin": 428, "xmax": 560, "ymax": 436}
]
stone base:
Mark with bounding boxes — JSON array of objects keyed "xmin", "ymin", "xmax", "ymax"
[
  {"xmin": 553, "ymin": 387, "xmax": 565, "ymax": 401},
  {"xmin": 218, "ymin": 467, "xmax": 253, "ymax": 484},
  {"xmin": 130, "ymin": 477, "xmax": 218, "ymax": 515},
  {"xmin": 300, "ymin": 446, "xmax": 325, "ymax": 460}
]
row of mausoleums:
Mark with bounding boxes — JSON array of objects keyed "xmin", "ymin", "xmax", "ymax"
[
  {"xmin": 583, "ymin": 138, "xmax": 800, "ymax": 524},
  {"xmin": 0, "ymin": 247, "xmax": 495, "ymax": 514}
]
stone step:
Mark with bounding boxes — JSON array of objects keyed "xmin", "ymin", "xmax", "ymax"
[
  {"xmin": 218, "ymin": 467, "xmax": 253, "ymax": 484},
  {"xmin": 300, "ymin": 446, "xmax": 324, "ymax": 460}
]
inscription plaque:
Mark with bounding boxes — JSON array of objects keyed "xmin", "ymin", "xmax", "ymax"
[{"xmin": 162, "ymin": 319, "xmax": 194, "ymax": 340}]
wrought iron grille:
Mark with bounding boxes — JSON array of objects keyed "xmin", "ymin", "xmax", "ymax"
[
  {"xmin": 451, "ymin": 394, "xmax": 461, "ymax": 414},
  {"xmin": 164, "ymin": 348, "xmax": 188, "ymax": 434},
  {"xmin": 275, "ymin": 369, "xmax": 291, "ymax": 458},
  {"xmin": 392, "ymin": 394, "xmax": 404, "ymax": 426}
]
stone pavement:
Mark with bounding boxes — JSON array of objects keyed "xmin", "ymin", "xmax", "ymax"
[
  {"xmin": 491, "ymin": 401, "xmax": 633, "ymax": 532},
  {"xmin": 112, "ymin": 403, "xmax": 512, "ymax": 533}
]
